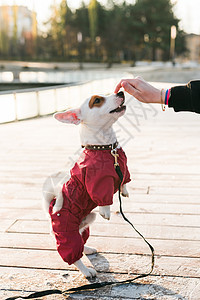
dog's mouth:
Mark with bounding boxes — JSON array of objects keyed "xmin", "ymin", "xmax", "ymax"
[
  {"xmin": 109, "ymin": 100, "xmax": 126, "ymax": 113},
  {"xmin": 109, "ymin": 91, "xmax": 126, "ymax": 114}
]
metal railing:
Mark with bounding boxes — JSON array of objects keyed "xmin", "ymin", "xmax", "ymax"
[{"xmin": 0, "ymin": 72, "xmax": 133, "ymax": 124}]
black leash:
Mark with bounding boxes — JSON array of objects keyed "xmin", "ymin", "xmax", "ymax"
[{"xmin": 6, "ymin": 150, "xmax": 155, "ymax": 300}]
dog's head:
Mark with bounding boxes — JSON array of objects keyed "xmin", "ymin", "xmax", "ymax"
[{"xmin": 54, "ymin": 91, "xmax": 126, "ymax": 127}]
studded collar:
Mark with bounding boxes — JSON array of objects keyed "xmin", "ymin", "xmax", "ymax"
[{"xmin": 82, "ymin": 141, "xmax": 118, "ymax": 150}]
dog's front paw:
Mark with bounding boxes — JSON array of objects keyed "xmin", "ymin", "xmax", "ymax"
[
  {"xmin": 99, "ymin": 206, "xmax": 110, "ymax": 220},
  {"xmin": 121, "ymin": 185, "xmax": 129, "ymax": 197}
]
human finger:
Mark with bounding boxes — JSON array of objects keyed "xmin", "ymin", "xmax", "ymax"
[
  {"xmin": 114, "ymin": 78, "xmax": 137, "ymax": 93},
  {"xmin": 121, "ymin": 81, "xmax": 141, "ymax": 99},
  {"xmin": 114, "ymin": 79, "xmax": 124, "ymax": 94}
]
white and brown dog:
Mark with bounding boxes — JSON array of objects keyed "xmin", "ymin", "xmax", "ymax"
[{"xmin": 43, "ymin": 91, "xmax": 131, "ymax": 278}]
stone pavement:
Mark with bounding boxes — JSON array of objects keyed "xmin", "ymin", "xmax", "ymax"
[{"xmin": 0, "ymin": 85, "xmax": 200, "ymax": 299}]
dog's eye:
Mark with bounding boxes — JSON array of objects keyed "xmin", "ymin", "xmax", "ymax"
[{"xmin": 94, "ymin": 98, "xmax": 101, "ymax": 104}]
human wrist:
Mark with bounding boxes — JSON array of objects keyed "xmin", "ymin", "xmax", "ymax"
[
  {"xmin": 160, "ymin": 89, "xmax": 167, "ymax": 104},
  {"xmin": 151, "ymin": 88, "xmax": 165, "ymax": 104},
  {"xmin": 159, "ymin": 88, "xmax": 171, "ymax": 111},
  {"xmin": 160, "ymin": 89, "xmax": 166, "ymax": 111}
]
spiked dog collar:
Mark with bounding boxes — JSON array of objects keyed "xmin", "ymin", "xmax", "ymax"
[{"xmin": 82, "ymin": 141, "xmax": 118, "ymax": 150}]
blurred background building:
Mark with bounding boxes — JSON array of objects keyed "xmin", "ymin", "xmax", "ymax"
[
  {"xmin": 185, "ymin": 34, "xmax": 200, "ymax": 62},
  {"xmin": 0, "ymin": 5, "xmax": 37, "ymax": 59},
  {"xmin": 0, "ymin": 0, "xmax": 199, "ymax": 64}
]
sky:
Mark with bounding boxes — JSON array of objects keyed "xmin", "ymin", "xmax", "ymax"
[{"xmin": 1, "ymin": 0, "xmax": 200, "ymax": 34}]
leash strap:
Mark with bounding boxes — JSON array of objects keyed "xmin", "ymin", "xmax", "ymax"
[
  {"xmin": 115, "ymin": 164, "xmax": 155, "ymax": 275},
  {"xmin": 6, "ymin": 151, "xmax": 155, "ymax": 300}
]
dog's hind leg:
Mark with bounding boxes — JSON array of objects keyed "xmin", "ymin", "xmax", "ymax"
[
  {"xmin": 79, "ymin": 212, "xmax": 97, "ymax": 255},
  {"xmin": 84, "ymin": 245, "xmax": 97, "ymax": 255},
  {"xmin": 79, "ymin": 212, "xmax": 96, "ymax": 233},
  {"xmin": 74, "ymin": 259, "xmax": 97, "ymax": 278}
]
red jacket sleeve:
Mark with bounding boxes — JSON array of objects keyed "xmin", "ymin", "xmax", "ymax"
[{"xmin": 85, "ymin": 171, "xmax": 114, "ymax": 206}]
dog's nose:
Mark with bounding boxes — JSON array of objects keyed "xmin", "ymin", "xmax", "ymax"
[{"xmin": 117, "ymin": 91, "xmax": 124, "ymax": 98}]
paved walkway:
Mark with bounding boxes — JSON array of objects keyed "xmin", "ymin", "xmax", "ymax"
[{"xmin": 0, "ymin": 86, "xmax": 200, "ymax": 299}]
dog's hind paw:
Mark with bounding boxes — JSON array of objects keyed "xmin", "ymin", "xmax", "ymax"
[
  {"xmin": 74, "ymin": 259, "xmax": 97, "ymax": 278},
  {"xmin": 84, "ymin": 267, "xmax": 97, "ymax": 278}
]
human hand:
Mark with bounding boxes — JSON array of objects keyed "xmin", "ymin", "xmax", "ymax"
[{"xmin": 114, "ymin": 77, "xmax": 163, "ymax": 104}]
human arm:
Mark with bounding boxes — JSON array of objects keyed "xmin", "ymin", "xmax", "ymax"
[
  {"xmin": 169, "ymin": 80, "xmax": 200, "ymax": 113},
  {"xmin": 114, "ymin": 77, "xmax": 161, "ymax": 104},
  {"xmin": 115, "ymin": 78, "xmax": 200, "ymax": 113}
]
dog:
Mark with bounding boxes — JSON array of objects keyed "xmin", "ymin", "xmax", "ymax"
[{"xmin": 42, "ymin": 91, "xmax": 131, "ymax": 278}]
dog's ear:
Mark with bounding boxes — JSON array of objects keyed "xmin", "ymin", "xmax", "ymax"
[{"xmin": 54, "ymin": 109, "xmax": 81, "ymax": 125}]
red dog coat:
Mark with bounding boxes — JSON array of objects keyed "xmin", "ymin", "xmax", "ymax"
[{"xmin": 49, "ymin": 147, "xmax": 131, "ymax": 265}]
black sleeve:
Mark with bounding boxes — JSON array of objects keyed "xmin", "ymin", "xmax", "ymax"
[{"xmin": 168, "ymin": 80, "xmax": 200, "ymax": 113}]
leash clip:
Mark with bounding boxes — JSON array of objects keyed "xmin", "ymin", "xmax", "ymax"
[{"xmin": 111, "ymin": 149, "xmax": 119, "ymax": 167}]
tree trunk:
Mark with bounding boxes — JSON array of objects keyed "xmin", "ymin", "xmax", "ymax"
[{"xmin": 152, "ymin": 45, "xmax": 156, "ymax": 61}]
